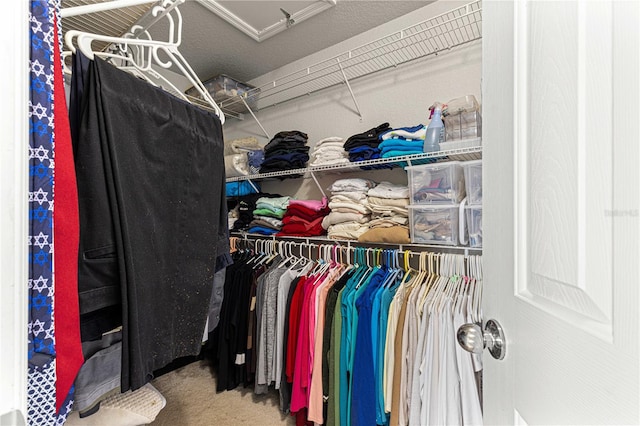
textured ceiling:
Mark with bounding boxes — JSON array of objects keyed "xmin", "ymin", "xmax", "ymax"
[{"xmin": 149, "ymin": 0, "xmax": 431, "ymax": 83}]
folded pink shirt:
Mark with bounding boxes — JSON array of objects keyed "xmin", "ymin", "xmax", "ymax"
[{"xmin": 288, "ymin": 196, "xmax": 328, "ymax": 212}]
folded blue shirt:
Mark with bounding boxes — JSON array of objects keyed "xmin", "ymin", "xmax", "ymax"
[
  {"xmin": 247, "ymin": 226, "xmax": 279, "ymax": 235},
  {"xmin": 381, "ymin": 149, "xmax": 423, "ymax": 158},
  {"xmin": 378, "ymin": 138, "xmax": 424, "ymax": 151},
  {"xmin": 226, "ymin": 181, "xmax": 260, "ymax": 197}
]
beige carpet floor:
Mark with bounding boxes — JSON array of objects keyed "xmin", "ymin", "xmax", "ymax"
[{"xmin": 150, "ymin": 361, "xmax": 296, "ymax": 426}]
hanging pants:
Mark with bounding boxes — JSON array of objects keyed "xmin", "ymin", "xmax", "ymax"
[{"xmin": 74, "ymin": 55, "xmax": 229, "ymax": 392}]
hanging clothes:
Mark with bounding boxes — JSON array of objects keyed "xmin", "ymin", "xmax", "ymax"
[
  {"xmin": 70, "ymin": 52, "xmax": 229, "ymax": 393},
  {"xmin": 211, "ymin": 239, "xmax": 483, "ymax": 426}
]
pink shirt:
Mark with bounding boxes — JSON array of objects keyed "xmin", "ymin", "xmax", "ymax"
[
  {"xmin": 307, "ymin": 266, "xmax": 342, "ymax": 423},
  {"xmin": 290, "ymin": 273, "xmax": 320, "ymax": 412},
  {"xmin": 288, "ymin": 196, "xmax": 328, "ymax": 212}
]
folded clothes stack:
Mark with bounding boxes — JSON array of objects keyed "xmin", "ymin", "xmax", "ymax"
[
  {"xmin": 309, "ymin": 136, "xmax": 349, "ymax": 167},
  {"xmin": 323, "ymin": 178, "xmax": 376, "ymax": 240},
  {"xmin": 248, "ymin": 195, "xmax": 290, "ymax": 235},
  {"xmin": 277, "ymin": 197, "xmax": 330, "ymax": 237},
  {"xmin": 343, "ymin": 123, "xmax": 392, "ymax": 170},
  {"xmin": 358, "ymin": 181, "xmax": 411, "ymax": 244},
  {"xmin": 259, "ymin": 130, "xmax": 310, "ymax": 174},
  {"xmin": 232, "ymin": 192, "xmax": 280, "ymax": 231},
  {"xmin": 379, "ymin": 124, "xmax": 435, "ymax": 167}
]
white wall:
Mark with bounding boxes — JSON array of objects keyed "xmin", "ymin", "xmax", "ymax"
[{"xmin": 222, "ymin": 1, "xmax": 482, "ymax": 199}]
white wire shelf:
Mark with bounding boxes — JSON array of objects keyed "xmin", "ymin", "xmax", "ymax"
[
  {"xmin": 225, "ymin": 145, "xmax": 482, "ymax": 183},
  {"xmin": 218, "ymin": 0, "xmax": 482, "ymax": 114},
  {"xmin": 230, "ymin": 231, "xmax": 482, "ymax": 253}
]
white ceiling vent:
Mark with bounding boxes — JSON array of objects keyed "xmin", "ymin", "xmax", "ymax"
[{"xmin": 196, "ymin": 0, "xmax": 337, "ymax": 42}]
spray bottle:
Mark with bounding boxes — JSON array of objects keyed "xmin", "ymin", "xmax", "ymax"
[{"xmin": 423, "ymin": 102, "xmax": 445, "ymax": 152}]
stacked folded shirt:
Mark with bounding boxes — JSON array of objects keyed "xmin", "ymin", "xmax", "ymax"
[
  {"xmin": 259, "ymin": 130, "xmax": 310, "ymax": 174},
  {"xmin": 232, "ymin": 192, "xmax": 281, "ymax": 231},
  {"xmin": 379, "ymin": 124, "xmax": 437, "ymax": 166},
  {"xmin": 277, "ymin": 197, "xmax": 330, "ymax": 237},
  {"xmin": 309, "ymin": 136, "xmax": 349, "ymax": 167},
  {"xmin": 379, "ymin": 124, "xmax": 425, "ymax": 157},
  {"xmin": 248, "ymin": 196, "xmax": 290, "ymax": 235},
  {"xmin": 358, "ymin": 181, "xmax": 411, "ymax": 244},
  {"xmin": 343, "ymin": 123, "xmax": 392, "ymax": 169},
  {"xmin": 323, "ymin": 178, "xmax": 376, "ymax": 240}
]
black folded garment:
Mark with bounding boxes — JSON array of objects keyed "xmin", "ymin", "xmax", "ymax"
[
  {"xmin": 264, "ymin": 144, "xmax": 310, "ymax": 158},
  {"xmin": 259, "ymin": 156, "xmax": 309, "ymax": 173},
  {"xmin": 348, "ymin": 148, "xmax": 381, "ymax": 162},
  {"xmin": 343, "ymin": 122, "xmax": 391, "ymax": 151},
  {"xmin": 264, "ymin": 130, "xmax": 308, "ymax": 151},
  {"xmin": 232, "ymin": 192, "xmax": 283, "ymax": 230}
]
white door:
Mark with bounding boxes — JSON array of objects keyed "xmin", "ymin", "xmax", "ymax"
[{"xmin": 482, "ymin": 1, "xmax": 639, "ymax": 424}]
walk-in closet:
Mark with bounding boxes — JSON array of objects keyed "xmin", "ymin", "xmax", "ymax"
[{"xmin": 1, "ymin": 1, "xmax": 638, "ymax": 425}]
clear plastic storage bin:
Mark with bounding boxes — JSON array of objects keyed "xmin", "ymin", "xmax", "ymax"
[
  {"xmin": 409, "ymin": 204, "xmax": 460, "ymax": 245},
  {"xmin": 185, "ymin": 74, "xmax": 259, "ymax": 113},
  {"xmin": 462, "ymin": 160, "xmax": 483, "ymax": 205},
  {"xmin": 444, "ymin": 110, "xmax": 482, "ymax": 141},
  {"xmin": 406, "ymin": 162, "xmax": 466, "ymax": 204},
  {"xmin": 466, "ymin": 205, "xmax": 483, "ymax": 248}
]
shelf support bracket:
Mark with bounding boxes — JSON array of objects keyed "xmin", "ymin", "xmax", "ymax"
[
  {"xmin": 309, "ymin": 170, "xmax": 327, "ymax": 198},
  {"xmin": 246, "ymin": 179, "xmax": 260, "ymax": 194},
  {"xmin": 336, "ymin": 58, "xmax": 363, "ymax": 120},
  {"xmin": 238, "ymin": 95, "xmax": 271, "ymax": 140}
]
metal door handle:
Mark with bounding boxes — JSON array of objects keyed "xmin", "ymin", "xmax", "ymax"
[{"xmin": 457, "ymin": 319, "xmax": 506, "ymax": 360}]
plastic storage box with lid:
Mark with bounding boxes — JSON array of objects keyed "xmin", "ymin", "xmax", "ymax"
[
  {"xmin": 185, "ymin": 74, "xmax": 259, "ymax": 114},
  {"xmin": 409, "ymin": 204, "xmax": 460, "ymax": 245},
  {"xmin": 406, "ymin": 161, "xmax": 466, "ymax": 204},
  {"xmin": 443, "ymin": 94, "xmax": 482, "ymax": 141},
  {"xmin": 462, "ymin": 159, "xmax": 483, "ymax": 205},
  {"xmin": 444, "ymin": 110, "xmax": 482, "ymax": 141},
  {"xmin": 466, "ymin": 205, "xmax": 483, "ymax": 248}
]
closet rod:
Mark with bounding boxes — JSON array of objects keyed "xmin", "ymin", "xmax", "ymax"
[
  {"xmin": 61, "ymin": 0, "xmax": 155, "ymax": 18},
  {"xmin": 231, "ymin": 231, "xmax": 482, "ymax": 253}
]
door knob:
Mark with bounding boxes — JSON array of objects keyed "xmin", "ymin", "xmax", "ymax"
[{"xmin": 456, "ymin": 319, "xmax": 506, "ymax": 360}]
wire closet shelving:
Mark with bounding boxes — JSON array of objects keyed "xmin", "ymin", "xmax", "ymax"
[
  {"xmin": 225, "ymin": 144, "xmax": 482, "ymax": 183},
  {"xmin": 218, "ymin": 0, "xmax": 482, "ymax": 116}
]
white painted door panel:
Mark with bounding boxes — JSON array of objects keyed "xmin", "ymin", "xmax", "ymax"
[{"xmin": 483, "ymin": 1, "xmax": 639, "ymax": 424}]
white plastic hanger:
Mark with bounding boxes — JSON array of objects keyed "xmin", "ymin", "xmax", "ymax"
[{"xmin": 63, "ymin": 0, "xmax": 225, "ymax": 123}]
